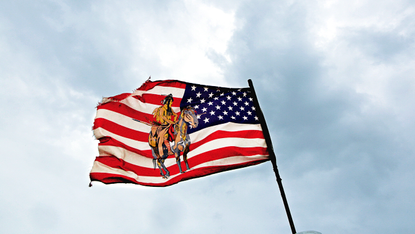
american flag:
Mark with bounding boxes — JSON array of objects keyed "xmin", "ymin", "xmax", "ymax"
[{"xmin": 90, "ymin": 79, "xmax": 270, "ymax": 187}]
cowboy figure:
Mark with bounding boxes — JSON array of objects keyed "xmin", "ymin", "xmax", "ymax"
[{"xmin": 149, "ymin": 94, "xmax": 178, "ymax": 156}]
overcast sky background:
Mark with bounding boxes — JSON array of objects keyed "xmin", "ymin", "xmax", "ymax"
[{"xmin": 1, "ymin": 0, "xmax": 415, "ymax": 233}]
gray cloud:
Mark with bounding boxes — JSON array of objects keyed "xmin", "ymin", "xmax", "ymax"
[{"xmin": 216, "ymin": 0, "xmax": 415, "ymax": 233}]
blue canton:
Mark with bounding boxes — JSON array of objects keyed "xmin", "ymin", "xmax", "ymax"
[{"xmin": 180, "ymin": 83, "xmax": 260, "ymax": 134}]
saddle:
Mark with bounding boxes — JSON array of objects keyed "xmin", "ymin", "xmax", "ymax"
[{"xmin": 149, "ymin": 123, "xmax": 176, "ymax": 148}]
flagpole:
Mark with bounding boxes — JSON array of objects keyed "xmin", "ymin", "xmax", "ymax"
[{"xmin": 248, "ymin": 79, "xmax": 297, "ymax": 234}]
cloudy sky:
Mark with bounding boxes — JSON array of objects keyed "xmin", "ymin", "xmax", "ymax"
[{"xmin": 1, "ymin": 0, "xmax": 415, "ymax": 233}]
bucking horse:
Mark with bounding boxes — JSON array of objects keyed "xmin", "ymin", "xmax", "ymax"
[{"xmin": 148, "ymin": 106, "xmax": 199, "ymax": 179}]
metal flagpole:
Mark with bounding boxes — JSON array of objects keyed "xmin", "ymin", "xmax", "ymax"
[{"xmin": 248, "ymin": 79, "xmax": 297, "ymax": 234}]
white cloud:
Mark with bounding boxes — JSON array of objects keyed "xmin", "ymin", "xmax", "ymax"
[{"xmin": 75, "ymin": 0, "xmax": 238, "ymax": 85}]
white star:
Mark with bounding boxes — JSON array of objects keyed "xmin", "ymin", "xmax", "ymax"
[
  {"xmin": 223, "ymin": 111, "xmax": 228, "ymax": 115},
  {"xmin": 244, "ymin": 101, "xmax": 249, "ymax": 106},
  {"xmin": 249, "ymin": 97, "xmax": 253, "ymax": 101},
  {"xmin": 194, "ymin": 105, "xmax": 199, "ymax": 109},
  {"xmin": 254, "ymin": 116, "xmax": 258, "ymax": 120},
  {"xmin": 208, "ymin": 101, "xmax": 213, "ymax": 106},
  {"xmin": 218, "ymin": 115, "xmax": 223, "ymax": 120},
  {"xmin": 243, "ymin": 92, "xmax": 247, "ymax": 97},
  {"xmin": 196, "ymin": 92, "xmax": 202, "ymax": 98},
  {"xmin": 232, "ymin": 91, "xmax": 236, "ymax": 95},
  {"xmin": 201, "ymin": 99, "xmax": 205, "ymax": 103},
  {"xmin": 209, "ymin": 92, "xmax": 214, "ymax": 98},
  {"xmin": 204, "ymin": 117, "xmax": 209, "ymax": 123},
  {"xmin": 235, "ymin": 111, "xmax": 240, "ymax": 116},
  {"xmin": 202, "ymin": 107, "xmax": 207, "ymax": 112},
  {"xmin": 210, "ymin": 110, "xmax": 215, "ymax": 116},
  {"xmin": 216, "ymin": 105, "xmax": 221, "ymax": 110},
  {"xmin": 220, "ymin": 93, "xmax": 224, "ymax": 96},
  {"xmin": 226, "ymin": 95, "xmax": 231, "ymax": 100},
  {"xmin": 228, "ymin": 106, "xmax": 233, "ymax": 111},
  {"xmin": 204, "ymin": 87, "xmax": 209, "ymax": 92},
  {"xmin": 247, "ymin": 111, "xmax": 252, "ymax": 115},
  {"xmin": 252, "ymin": 106, "xmax": 256, "ymax": 110},
  {"xmin": 197, "ymin": 115, "xmax": 201, "ymax": 119},
  {"xmin": 243, "ymin": 116, "xmax": 248, "ymax": 120},
  {"xmin": 231, "ymin": 116, "xmax": 236, "ymax": 119},
  {"xmin": 233, "ymin": 101, "xmax": 238, "ymax": 106},
  {"xmin": 221, "ymin": 100, "xmax": 226, "ymax": 105},
  {"xmin": 191, "ymin": 85, "xmax": 196, "ymax": 91},
  {"xmin": 237, "ymin": 97, "xmax": 242, "ymax": 101},
  {"xmin": 240, "ymin": 106, "xmax": 245, "ymax": 111},
  {"xmin": 214, "ymin": 97, "xmax": 219, "ymax": 100},
  {"xmin": 187, "ymin": 97, "xmax": 193, "ymax": 103}
]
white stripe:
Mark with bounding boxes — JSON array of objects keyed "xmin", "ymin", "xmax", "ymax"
[
  {"xmin": 122, "ymin": 97, "xmax": 160, "ymax": 114},
  {"xmin": 122, "ymin": 96, "xmax": 182, "ymax": 115},
  {"xmin": 95, "ymin": 109, "xmax": 152, "ymax": 131},
  {"xmin": 189, "ymin": 122, "xmax": 264, "ymax": 144}
]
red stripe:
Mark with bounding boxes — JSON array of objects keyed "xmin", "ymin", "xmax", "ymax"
[
  {"xmin": 136, "ymin": 80, "xmax": 186, "ymax": 91},
  {"xmin": 90, "ymin": 172, "xmax": 138, "ymax": 185},
  {"xmin": 96, "ymin": 102, "xmax": 155, "ymax": 126},
  {"xmin": 189, "ymin": 146, "xmax": 268, "ymax": 166},
  {"xmin": 94, "ymin": 118, "xmax": 149, "ymax": 142},
  {"xmin": 90, "ymin": 158, "xmax": 268, "ymax": 187},
  {"xmin": 101, "ymin": 92, "xmax": 131, "ymax": 102}
]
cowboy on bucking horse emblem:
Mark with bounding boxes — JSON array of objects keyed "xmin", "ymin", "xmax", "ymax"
[{"xmin": 146, "ymin": 94, "xmax": 199, "ymax": 179}]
